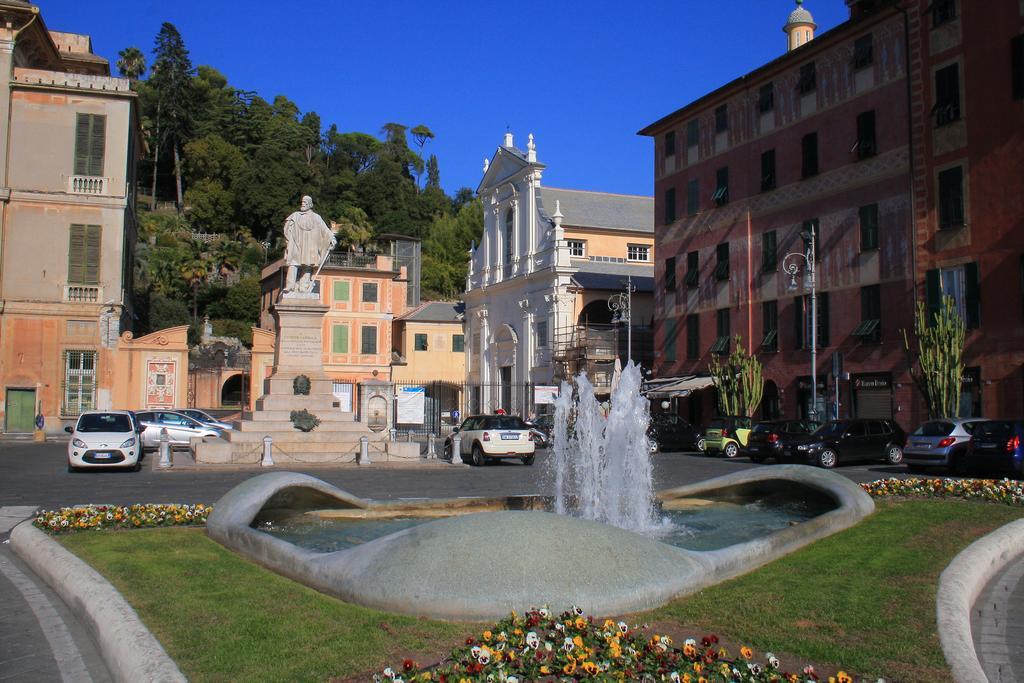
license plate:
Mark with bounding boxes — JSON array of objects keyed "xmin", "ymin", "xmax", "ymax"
[
  {"xmin": 978, "ymin": 442, "xmax": 998, "ymax": 450},
  {"xmin": 94, "ymin": 452, "xmax": 112, "ymax": 459},
  {"xmin": 501, "ymin": 433, "xmax": 519, "ymax": 441},
  {"xmin": 748, "ymin": 446, "xmax": 760, "ymax": 452},
  {"xmin": 914, "ymin": 442, "xmax": 931, "ymax": 449}
]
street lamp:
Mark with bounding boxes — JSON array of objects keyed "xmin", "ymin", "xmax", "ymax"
[
  {"xmin": 608, "ymin": 275, "xmax": 636, "ymax": 362},
  {"xmin": 782, "ymin": 230, "xmax": 818, "ymax": 421}
]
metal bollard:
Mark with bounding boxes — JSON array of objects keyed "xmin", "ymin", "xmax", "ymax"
[
  {"xmin": 406, "ymin": 430, "xmax": 413, "ymax": 442},
  {"xmin": 359, "ymin": 435, "xmax": 370, "ymax": 465},
  {"xmin": 450, "ymin": 434, "xmax": 463, "ymax": 465},
  {"xmin": 261, "ymin": 435, "xmax": 274, "ymax": 467},
  {"xmin": 389, "ymin": 428, "xmax": 397, "ymax": 443},
  {"xmin": 157, "ymin": 428, "xmax": 172, "ymax": 468},
  {"xmin": 425, "ymin": 433, "xmax": 436, "ymax": 459}
]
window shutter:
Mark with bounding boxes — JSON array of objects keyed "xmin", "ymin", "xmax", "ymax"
[
  {"xmin": 74, "ymin": 114, "xmax": 90, "ymax": 176},
  {"xmin": 68, "ymin": 224, "xmax": 86, "ymax": 284},
  {"xmin": 793, "ymin": 295, "xmax": 805, "ymax": 349},
  {"xmin": 817, "ymin": 292, "xmax": 830, "ymax": 347},
  {"xmin": 664, "ymin": 187, "xmax": 676, "ymax": 224},
  {"xmin": 963, "ymin": 262, "xmax": 980, "ymax": 329},
  {"xmin": 332, "ymin": 324, "xmax": 348, "ymax": 353},
  {"xmin": 88, "ymin": 115, "xmax": 106, "ymax": 177},
  {"xmin": 663, "ymin": 319, "xmax": 678, "ymax": 362},
  {"xmin": 687, "ymin": 314, "xmax": 699, "ymax": 358},
  {"xmin": 1013, "ymin": 35, "xmax": 1024, "ymax": 101},
  {"xmin": 84, "ymin": 225, "xmax": 101, "ymax": 285},
  {"xmin": 925, "ymin": 268, "xmax": 941, "ymax": 327},
  {"xmin": 333, "ymin": 281, "xmax": 350, "ymax": 302}
]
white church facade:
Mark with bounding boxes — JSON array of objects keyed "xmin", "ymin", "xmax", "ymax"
[{"xmin": 463, "ymin": 132, "xmax": 654, "ymax": 416}]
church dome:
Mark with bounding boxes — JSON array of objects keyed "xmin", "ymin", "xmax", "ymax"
[{"xmin": 786, "ymin": 0, "xmax": 815, "ymax": 27}]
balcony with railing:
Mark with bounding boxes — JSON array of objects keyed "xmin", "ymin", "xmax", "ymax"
[
  {"xmin": 327, "ymin": 252, "xmax": 395, "ymax": 271},
  {"xmin": 67, "ymin": 175, "xmax": 109, "ymax": 195},
  {"xmin": 64, "ymin": 284, "xmax": 102, "ymax": 303}
]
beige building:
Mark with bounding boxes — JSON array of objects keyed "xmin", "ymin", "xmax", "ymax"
[
  {"xmin": 0, "ymin": 2, "xmax": 140, "ymax": 433},
  {"xmin": 392, "ymin": 301, "xmax": 466, "ymax": 385}
]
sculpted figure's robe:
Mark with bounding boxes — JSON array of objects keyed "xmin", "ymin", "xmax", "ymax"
[{"xmin": 284, "ymin": 209, "xmax": 334, "ymax": 267}]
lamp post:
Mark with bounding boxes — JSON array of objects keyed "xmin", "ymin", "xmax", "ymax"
[
  {"xmin": 782, "ymin": 230, "xmax": 818, "ymax": 421},
  {"xmin": 607, "ymin": 275, "xmax": 636, "ymax": 363}
]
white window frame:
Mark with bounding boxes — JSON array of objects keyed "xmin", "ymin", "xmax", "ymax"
[
  {"xmin": 567, "ymin": 239, "xmax": 586, "ymax": 258},
  {"xmin": 535, "ymin": 320, "xmax": 549, "ymax": 348},
  {"xmin": 627, "ymin": 244, "xmax": 651, "ymax": 263},
  {"xmin": 63, "ymin": 349, "xmax": 97, "ymax": 416}
]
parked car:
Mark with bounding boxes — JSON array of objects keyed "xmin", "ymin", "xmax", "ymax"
[
  {"xmin": 744, "ymin": 419, "xmax": 820, "ymax": 463},
  {"xmin": 444, "ymin": 414, "xmax": 536, "ymax": 466},
  {"xmin": 65, "ymin": 410, "xmax": 142, "ymax": 472},
  {"xmin": 177, "ymin": 408, "xmax": 234, "ymax": 431},
  {"xmin": 648, "ymin": 414, "xmax": 703, "ymax": 453},
  {"xmin": 780, "ymin": 418, "xmax": 906, "ymax": 468},
  {"xmin": 903, "ymin": 418, "xmax": 988, "ymax": 474},
  {"xmin": 703, "ymin": 416, "xmax": 754, "ymax": 458},
  {"xmin": 136, "ymin": 410, "xmax": 223, "ymax": 450},
  {"xmin": 965, "ymin": 420, "xmax": 1024, "ymax": 476},
  {"xmin": 525, "ymin": 414, "xmax": 553, "ymax": 449}
]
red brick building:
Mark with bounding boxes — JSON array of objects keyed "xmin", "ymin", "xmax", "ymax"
[{"xmin": 640, "ymin": 0, "xmax": 1024, "ymax": 429}]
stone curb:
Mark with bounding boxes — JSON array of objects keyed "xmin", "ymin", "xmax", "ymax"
[
  {"xmin": 9, "ymin": 521, "xmax": 187, "ymax": 683},
  {"xmin": 936, "ymin": 517, "xmax": 1024, "ymax": 683}
]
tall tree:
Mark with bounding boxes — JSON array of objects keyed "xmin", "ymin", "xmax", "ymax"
[
  {"xmin": 116, "ymin": 46, "xmax": 146, "ymax": 80},
  {"xmin": 178, "ymin": 240, "xmax": 211, "ymax": 319},
  {"xmin": 150, "ymin": 23, "xmax": 195, "ymax": 213},
  {"xmin": 410, "ymin": 124, "xmax": 435, "ymax": 188},
  {"xmin": 425, "ymin": 154, "xmax": 440, "ymax": 189}
]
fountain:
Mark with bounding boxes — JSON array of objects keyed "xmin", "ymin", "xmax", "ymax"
[{"xmin": 207, "ymin": 367, "xmax": 876, "ymax": 620}]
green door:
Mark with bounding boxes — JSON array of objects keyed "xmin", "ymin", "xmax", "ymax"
[{"xmin": 5, "ymin": 388, "xmax": 36, "ymax": 433}]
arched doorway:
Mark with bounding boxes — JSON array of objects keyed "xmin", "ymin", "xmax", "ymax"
[
  {"xmin": 577, "ymin": 300, "xmax": 613, "ymax": 326},
  {"xmin": 220, "ymin": 373, "xmax": 245, "ymax": 407},
  {"xmin": 762, "ymin": 380, "xmax": 780, "ymax": 420}
]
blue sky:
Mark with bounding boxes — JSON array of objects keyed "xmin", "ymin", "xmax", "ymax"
[{"xmin": 42, "ymin": 1, "xmax": 846, "ymax": 197}]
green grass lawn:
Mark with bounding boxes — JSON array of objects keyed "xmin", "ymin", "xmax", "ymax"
[{"xmin": 59, "ymin": 498, "xmax": 1024, "ymax": 682}]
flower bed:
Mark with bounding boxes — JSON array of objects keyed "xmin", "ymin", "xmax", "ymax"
[
  {"xmin": 33, "ymin": 504, "xmax": 211, "ymax": 535},
  {"xmin": 380, "ymin": 608, "xmax": 865, "ymax": 682},
  {"xmin": 862, "ymin": 477, "xmax": 1024, "ymax": 506}
]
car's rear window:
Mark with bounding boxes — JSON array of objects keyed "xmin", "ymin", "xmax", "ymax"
[
  {"xmin": 913, "ymin": 421, "xmax": 955, "ymax": 437},
  {"xmin": 483, "ymin": 416, "xmax": 527, "ymax": 430},
  {"xmin": 962, "ymin": 421, "xmax": 986, "ymax": 435},
  {"xmin": 974, "ymin": 421, "xmax": 1013, "ymax": 439},
  {"xmin": 752, "ymin": 423, "xmax": 779, "ymax": 434},
  {"xmin": 708, "ymin": 419, "xmax": 728, "ymax": 429},
  {"xmin": 77, "ymin": 413, "xmax": 133, "ymax": 433}
]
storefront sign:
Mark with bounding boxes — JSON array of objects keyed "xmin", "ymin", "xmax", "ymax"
[
  {"xmin": 534, "ymin": 385, "xmax": 559, "ymax": 405},
  {"xmin": 853, "ymin": 375, "xmax": 891, "ymax": 390}
]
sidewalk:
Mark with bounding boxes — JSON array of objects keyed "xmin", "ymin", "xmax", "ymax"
[
  {"xmin": 0, "ymin": 507, "xmax": 110, "ymax": 683},
  {"xmin": 972, "ymin": 550, "xmax": 1024, "ymax": 682}
]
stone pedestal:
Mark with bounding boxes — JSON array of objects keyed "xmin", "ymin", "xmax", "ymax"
[{"xmin": 194, "ymin": 293, "xmax": 418, "ymax": 464}]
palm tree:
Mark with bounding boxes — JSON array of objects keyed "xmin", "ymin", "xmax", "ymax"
[
  {"xmin": 209, "ymin": 235, "xmax": 243, "ymax": 278},
  {"xmin": 116, "ymin": 46, "xmax": 146, "ymax": 80},
  {"xmin": 179, "ymin": 241, "xmax": 211, "ymax": 320}
]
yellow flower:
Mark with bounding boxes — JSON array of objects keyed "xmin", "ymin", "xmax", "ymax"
[
  {"xmin": 604, "ymin": 619, "xmax": 615, "ymax": 630},
  {"xmin": 563, "ymin": 659, "xmax": 577, "ymax": 675},
  {"xmin": 573, "ymin": 635, "xmax": 584, "ymax": 648},
  {"xmin": 693, "ymin": 663, "xmax": 703, "ymax": 673},
  {"xmin": 582, "ymin": 661, "xmax": 598, "ymax": 675},
  {"xmin": 482, "ymin": 630, "xmax": 492, "ymax": 641},
  {"xmin": 574, "ymin": 617, "xmax": 586, "ymax": 629},
  {"xmin": 683, "ymin": 643, "xmax": 696, "ymax": 657},
  {"xmin": 837, "ymin": 673, "xmax": 853, "ymax": 683},
  {"xmin": 540, "ymin": 666, "xmax": 551, "ymax": 675},
  {"xmin": 740, "ymin": 646, "xmax": 753, "ymax": 660}
]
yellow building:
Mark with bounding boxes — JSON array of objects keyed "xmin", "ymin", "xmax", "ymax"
[
  {"xmin": 0, "ymin": 3, "xmax": 141, "ymax": 433},
  {"xmin": 392, "ymin": 302, "xmax": 466, "ymax": 384}
]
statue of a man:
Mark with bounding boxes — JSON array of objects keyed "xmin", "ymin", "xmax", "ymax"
[{"xmin": 283, "ymin": 195, "xmax": 336, "ymax": 293}]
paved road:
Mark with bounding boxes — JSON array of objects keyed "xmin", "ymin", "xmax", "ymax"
[
  {"xmin": 0, "ymin": 440, "xmax": 913, "ymax": 509},
  {"xmin": 0, "ymin": 439, "xmax": 915, "ymax": 683}
]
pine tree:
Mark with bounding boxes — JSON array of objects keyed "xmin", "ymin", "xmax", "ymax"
[
  {"xmin": 151, "ymin": 23, "xmax": 194, "ymax": 213},
  {"xmin": 426, "ymin": 154, "xmax": 441, "ymax": 189}
]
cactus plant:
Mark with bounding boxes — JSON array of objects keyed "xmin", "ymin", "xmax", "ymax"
[
  {"xmin": 901, "ymin": 296, "xmax": 965, "ymax": 419},
  {"xmin": 709, "ymin": 335, "xmax": 764, "ymax": 417}
]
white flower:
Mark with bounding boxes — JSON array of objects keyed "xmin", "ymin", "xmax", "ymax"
[
  {"xmin": 507, "ymin": 677, "xmax": 519, "ymax": 683},
  {"xmin": 554, "ymin": 623, "xmax": 564, "ymax": 632},
  {"xmin": 382, "ymin": 667, "xmax": 395, "ymax": 679},
  {"xmin": 670, "ymin": 673, "xmax": 681, "ymax": 682},
  {"xmin": 573, "ymin": 605, "xmax": 584, "ymax": 615},
  {"xmin": 544, "ymin": 641, "xmax": 553, "ymax": 652},
  {"xmin": 684, "ymin": 638, "xmax": 696, "ymax": 647},
  {"xmin": 478, "ymin": 649, "xmax": 491, "ymax": 665},
  {"xmin": 539, "ymin": 608, "xmax": 550, "ymax": 618},
  {"xmin": 767, "ymin": 653, "xmax": 780, "ymax": 669},
  {"xmin": 495, "ymin": 641, "xmax": 506, "ymax": 651},
  {"xmin": 617, "ymin": 621, "xmax": 628, "ymax": 633},
  {"xmin": 562, "ymin": 637, "xmax": 575, "ymax": 652},
  {"xmin": 747, "ymin": 663, "xmax": 763, "ymax": 675},
  {"xmin": 525, "ymin": 632, "xmax": 539, "ymax": 649},
  {"xmin": 470, "ymin": 646, "xmax": 481, "ymax": 659}
]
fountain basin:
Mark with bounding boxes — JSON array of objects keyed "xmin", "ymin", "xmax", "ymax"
[{"xmin": 207, "ymin": 466, "xmax": 873, "ymax": 620}]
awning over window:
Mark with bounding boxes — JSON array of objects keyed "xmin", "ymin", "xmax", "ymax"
[{"xmin": 643, "ymin": 375, "xmax": 715, "ymax": 399}]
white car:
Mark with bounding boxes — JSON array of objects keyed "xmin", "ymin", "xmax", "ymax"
[
  {"xmin": 444, "ymin": 414, "xmax": 536, "ymax": 466},
  {"xmin": 178, "ymin": 408, "xmax": 234, "ymax": 431},
  {"xmin": 65, "ymin": 411, "xmax": 142, "ymax": 472},
  {"xmin": 135, "ymin": 410, "xmax": 222, "ymax": 449}
]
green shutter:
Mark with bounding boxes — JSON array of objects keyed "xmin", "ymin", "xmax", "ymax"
[
  {"xmin": 333, "ymin": 280, "xmax": 350, "ymax": 302},
  {"xmin": 817, "ymin": 292, "xmax": 830, "ymax": 347},
  {"xmin": 84, "ymin": 225, "xmax": 101, "ymax": 285},
  {"xmin": 332, "ymin": 324, "xmax": 348, "ymax": 353},
  {"xmin": 925, "ymin": 269, "xmax": 941, "ymax": 327},
  {"xmin": 68, "ymin": 224, "xmax": 86, "ymax": 284},
  {"xmin": 664, "ymin": 319, "xmax": 678, "ymax": 362},
  {"xmin": 964, "ymin": 262, "xmax": 980, "ymax": 329},
  {"xmin": 73, "ymin": 114, "xmax": 106, "ymax": 177},
  {"xmin": 452, "ymin": 334, "xmax": 464, "ymax": 352}
]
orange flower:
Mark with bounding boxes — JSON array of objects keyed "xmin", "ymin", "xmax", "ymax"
[
  {"xmin": 837, "ymin": 673, "xmax": 853, "ymax": 683},
  {"xmin": 482, "ymin": 630, "xmax": 492, "ymax": 641},
  {"xmin": 582, "ymin": 661, "xmax": 598, "ymax": 675},
  {"xmin": 563, "ymin": 659, "xmax": 577, "ymax": 675},
  {"xmin": 740, "ymin": 646, "xmax": 753, "ymax": 660}
]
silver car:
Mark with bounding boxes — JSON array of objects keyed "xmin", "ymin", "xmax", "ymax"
[
  {"xmin": 903, "ymin": 418, "xmax": 988, "ymax": 474},
  {"xmin": 178, "ymin": 408, "xmax": 234, "ymax": 431},
  {"xmin": 136, "ymin": 410, "xmax": 222, "ymax": 449}
]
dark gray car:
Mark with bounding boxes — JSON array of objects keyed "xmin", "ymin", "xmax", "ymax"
[{"xmin": 903, "ymin": 418, "xmax": 987, "ymax": 474}]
